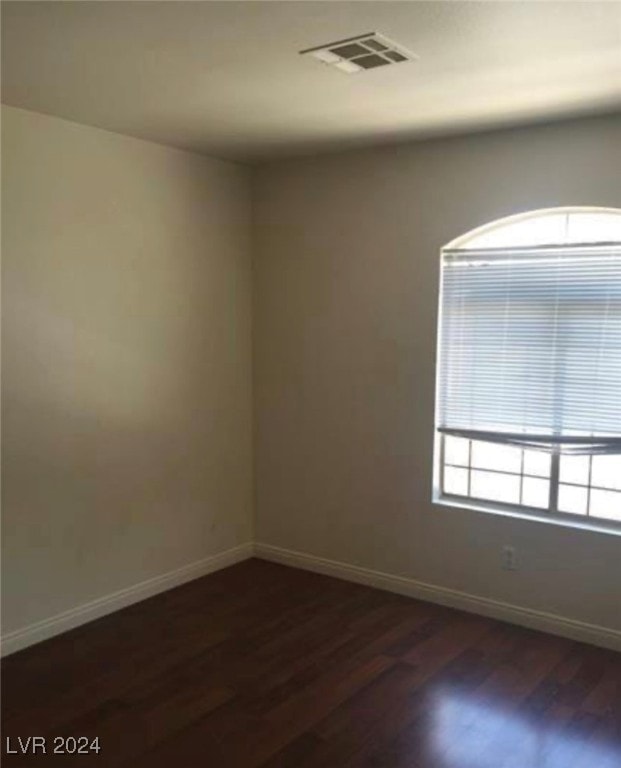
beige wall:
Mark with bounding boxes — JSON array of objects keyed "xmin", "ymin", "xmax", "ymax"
[
  {"xmin": 253, "ymin": 115, "xmax": 621, "ymax": 632},
  {"xmin": 3, "ymin": 105, "xmax": 620, "ymax": 644},
  {"xmin": 2, "ymin": 106, "xmax": 253, "ymax": 634}
]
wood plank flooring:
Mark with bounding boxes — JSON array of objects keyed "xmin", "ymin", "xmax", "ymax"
[{"xmin": 2, "ymin": 558, "xmax": 620, "ymax": 767}]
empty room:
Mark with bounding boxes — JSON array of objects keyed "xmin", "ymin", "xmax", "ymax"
[{"xmin": 2, "ymin": 1, "xmax": 620, "ymax": 766}]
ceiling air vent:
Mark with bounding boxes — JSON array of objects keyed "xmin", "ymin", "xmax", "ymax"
[{"xmin": 300, "ymin": 33, "xmax": 417, "ymax": 74}]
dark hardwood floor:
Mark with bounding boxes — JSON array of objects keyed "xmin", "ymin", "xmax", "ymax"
[{"xmin": 2, "ymin": 558, "xmax": 620, "ymax": 767}]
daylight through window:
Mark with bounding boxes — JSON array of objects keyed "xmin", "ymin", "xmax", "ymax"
[{"xmin": 434, "ymin": 209, "xmax": 621, "ymax": 526}]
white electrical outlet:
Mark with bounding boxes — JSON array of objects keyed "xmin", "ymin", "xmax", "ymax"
[{"xmin": 501, "ymin": 545, "xmax": 518, "ymax": 571}]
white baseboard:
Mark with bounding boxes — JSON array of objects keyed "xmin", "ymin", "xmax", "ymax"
[
  {"xmin": 4, "ymin": 541, "xmax": 619, "ymax": 657},
  {"xmin": 1, "ymin": 543, "xmax": 254, "ymax": 657},
  {"xmin": 254, "ymin": 543, "xmax": 621, "ymax": 653}
]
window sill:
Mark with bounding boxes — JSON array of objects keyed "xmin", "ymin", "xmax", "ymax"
[{"xmin": 434, "ymin": 492, "xmax": 621, "ymax": 538}]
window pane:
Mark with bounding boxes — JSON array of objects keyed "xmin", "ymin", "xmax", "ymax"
[
  {"xmin": 471, "ymin": 470, "xmax": 520, "ymax": 504},
  {"xmin": 471, "ymin": 441, "xmax": 521, "ymax": 474},
  {"xmin": 566, "ymin": 212, "xmax": 621, "ymax": 244},
  {"xmin": 522, "ymin": 477, "xmax": 549, "ymax": 509},
  {"xmin": 559, "ymin": 455, "xmax": 590, "ymax": 486},
  {"xmin": 523, "ymin": 450, "xmax": 551, "ymax": 478},
  {"xmin": 444, "ymin": 466, "xmax": 468, "ymax": 496},
  {"xmin": 589, "ymin": 489, "xmax": 621, "ymax": 522},
  {"xmin": 591, "ymin": 455, "xmax": 621, "ymax": 491},
  {"xmin": 558, "ymin": 484, "xmax": 588, "ymax": 515},
  {"xmin": 444, "ymin": 436, "xmax": 470, "ymax": 466},
  {"xmin": 465, "ymin": 213, "xmax": 566, "ymax": 248}
]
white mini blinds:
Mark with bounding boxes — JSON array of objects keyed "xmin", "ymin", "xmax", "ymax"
[{"xmin": 437, "ymin": 241, "xmax": 621, "ymax": 455}]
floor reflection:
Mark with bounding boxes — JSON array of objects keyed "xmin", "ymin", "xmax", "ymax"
[{"xmin": 431, "ymin": 688, "xmax": 620, "ymax": 768}]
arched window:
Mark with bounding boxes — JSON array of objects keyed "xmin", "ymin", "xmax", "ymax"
[{"xmin": 434, "ymin": 208, "xmax": 621, "ymax": 527}]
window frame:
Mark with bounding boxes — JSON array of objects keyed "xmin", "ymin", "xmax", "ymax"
[
  {"xmin": 438, "ymin": 436, "xmax": 621, "ymax": 530},
  {"xmin": 433, "ymin": 207, "xmax": 621, "ymax": 534}
]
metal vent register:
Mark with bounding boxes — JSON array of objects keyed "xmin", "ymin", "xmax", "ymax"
[{"xmin": 300, "ymin": 33, "xmax": 417, "ymax": 74}]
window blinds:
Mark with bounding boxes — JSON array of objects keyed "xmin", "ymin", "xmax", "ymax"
[{"xmin": 436, "ymin": 243, "xmax": 621, "ymax": 454}]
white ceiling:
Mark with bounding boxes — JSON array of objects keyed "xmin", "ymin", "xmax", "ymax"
[{"xmin": 2, "ymin": 1, "xmax": 620, "ymax": 163}]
